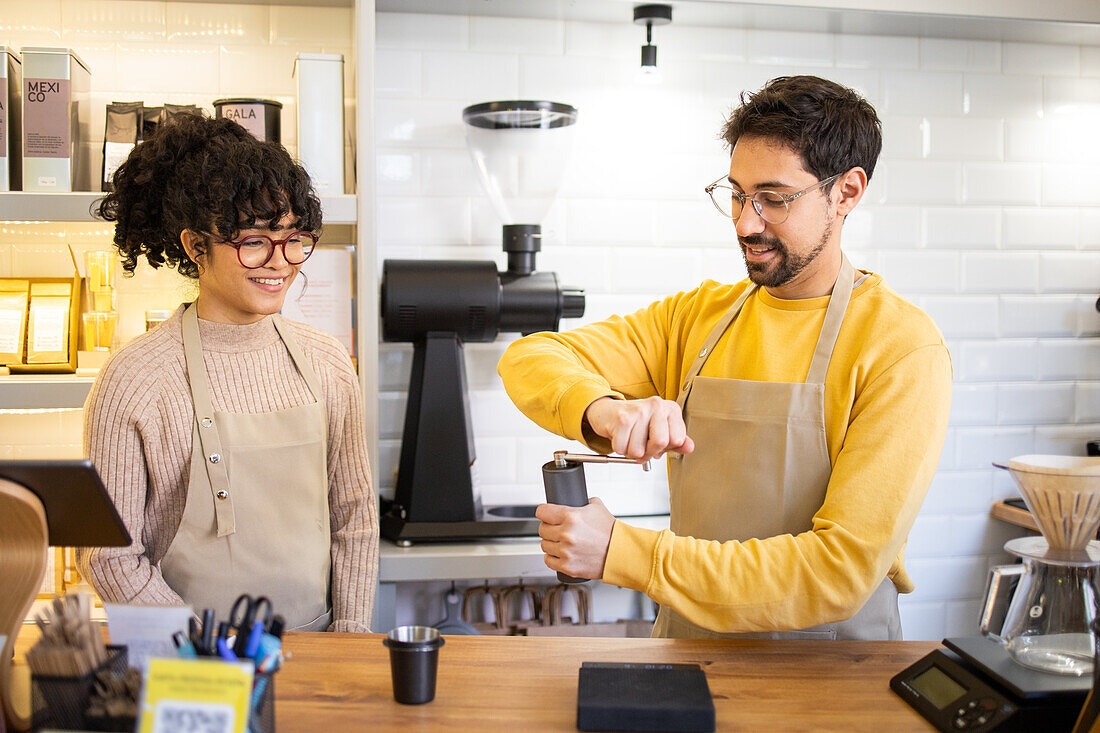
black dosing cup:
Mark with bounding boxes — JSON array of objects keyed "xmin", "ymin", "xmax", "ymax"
[{"xmin": 383, "ymin": 626, "xmax": 445, "ymax": 704}]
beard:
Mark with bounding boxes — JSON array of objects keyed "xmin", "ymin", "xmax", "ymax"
[{"xmin": 739, "ymin": 230, "xmax": 830, "ymax": 288}]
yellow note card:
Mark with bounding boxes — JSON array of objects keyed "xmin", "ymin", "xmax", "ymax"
[{"xmin": 139, "ymin": 658, "xmax": 254, "ymax": 733}]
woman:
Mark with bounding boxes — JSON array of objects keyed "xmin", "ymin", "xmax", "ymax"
[{"xmin": 77, "ymin": 113, "xmax": 378, "ymax": 632}]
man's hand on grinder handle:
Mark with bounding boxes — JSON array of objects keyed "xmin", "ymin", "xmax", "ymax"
[
  {"xmin": 535, "ymin": 396, "xmax": 695, "ymax": 579},
  {"xmin": 583, "ymin": 396, "xmax": 695, "ymax": 463}
]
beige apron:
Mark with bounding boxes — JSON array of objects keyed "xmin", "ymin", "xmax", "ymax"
[
  {"xmin": 653, "ymin": 257, "xmax": 901, "ymax": 641},
  {"xmin": 160, "ymin": 304, "xmax": 333, "ymax": 632}
]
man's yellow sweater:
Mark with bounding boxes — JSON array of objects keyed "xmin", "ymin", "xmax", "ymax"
[{"xmin": 498, "ymin": 272, "xmax": 953, "ymax": 633}]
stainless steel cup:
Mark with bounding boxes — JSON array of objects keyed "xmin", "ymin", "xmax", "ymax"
[{"xmin": 383, "ymin": 625, "xmax": 445, "ymax": 704}]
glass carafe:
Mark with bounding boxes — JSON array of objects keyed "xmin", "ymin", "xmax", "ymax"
[{"xmin": 983, "ymin": 536, "xmax": 1100, "ymax": 676}]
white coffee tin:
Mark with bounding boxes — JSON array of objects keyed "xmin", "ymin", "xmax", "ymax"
[{"xmin": 293, "ymin": 53, "xmax": 345, "ymax": 195}]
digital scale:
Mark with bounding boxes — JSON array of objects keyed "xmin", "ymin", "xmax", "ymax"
[{"xmin": 891, "ymin": 636, "xmax": 1091, "ymax": 732}]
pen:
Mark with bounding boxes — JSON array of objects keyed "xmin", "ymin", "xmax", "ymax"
[
  {"xmin": 244, "ymin": 620, "xmax": 265, "ymax": 660},
  {"xmin": 267, "ymin": 615, "xmax": 285, "ymax": 640},
  {"xmin": 201, "ymin": 608, "xmax": 215, "ymax": 655},
  {"xmin": 188, "ymin": 618, "xmax": 204, "ymax": 655},
  {"xmin": 215, "ymin": 637, "xmax": 238, "ymax": 662},
  {"xmin": 173, "ymin": 631, "xmax": 197, "ymax": 658}
]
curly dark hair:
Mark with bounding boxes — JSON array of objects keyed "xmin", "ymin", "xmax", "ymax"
[
  {"xmin": 722, "ymin": 75, "xmax": 882, "ymax": 184},
  {"xmin": 95, "ymin": 112, "xmax": 322, "ymax": 279}
]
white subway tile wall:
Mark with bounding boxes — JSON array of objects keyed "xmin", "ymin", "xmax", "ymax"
[{"xmin": 374, "ymin": 13, "xmax": 1099, "ymax": 640}]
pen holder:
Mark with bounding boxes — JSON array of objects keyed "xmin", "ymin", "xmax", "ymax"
[
  {"xmin": 30, "ymin": 645, "xmax": 129, "ymax": 731},
  {"xmin": 248, "ymin": 670, "xmax": 276, "ymax": 733}
]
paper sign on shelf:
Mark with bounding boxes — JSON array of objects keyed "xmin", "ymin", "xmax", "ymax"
[
  {"xmin": 281, "ymin": 245, "xmax": 355, "ymax": 358},
  {"xmin": 139, "ymin": 657, "xmax": 253, "ymax": 733},
  {"xmin": 105, "ymin": 604, "xmax": 193, "ymax": 671}
]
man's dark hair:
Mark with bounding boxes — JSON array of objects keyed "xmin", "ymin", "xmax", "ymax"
[
  {"xmin": 95, "ymin": 112, "xmax": 322, "ymax": 279},
  {"xmin": 721, "ymin": 75, "xmax": 882, "ymax": 183}
]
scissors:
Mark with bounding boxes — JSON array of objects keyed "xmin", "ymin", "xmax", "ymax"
[{"xmin": 229, "ymin": 594, "xmax": 274, "ymax": 656}]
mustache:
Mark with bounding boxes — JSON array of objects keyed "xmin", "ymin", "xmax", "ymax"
[{"xmin": 739, "ymin": 234, "xmax": 785, "ymax": 250}]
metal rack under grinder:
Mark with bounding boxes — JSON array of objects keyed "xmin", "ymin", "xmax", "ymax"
[{"xmin": 542, "ymin": 451, "xmax": 650, "ymax": 584}]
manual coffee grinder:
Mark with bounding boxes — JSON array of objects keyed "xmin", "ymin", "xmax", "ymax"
[
  {"xmin": 892, "ymin": 455, "xmax": 1100, "ymax": 732},
  {"xmin": 542, "ymin": 451, "xmax": 650, "ymax": 584}
]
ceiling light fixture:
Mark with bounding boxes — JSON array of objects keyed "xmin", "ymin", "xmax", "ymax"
[{"xmin": 633, "ymin": 4, "xmax": 673, "ymax": 74}]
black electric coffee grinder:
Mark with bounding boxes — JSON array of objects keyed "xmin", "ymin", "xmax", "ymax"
[
  {"xmin": 542, "ymin": 451, "xmax": 651, "ymax": 583},
  {"xmin": 380, "ymin": 101, "xmax": 584, "ymax": 545}
]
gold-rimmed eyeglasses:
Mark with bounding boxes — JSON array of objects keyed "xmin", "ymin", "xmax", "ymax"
[
  {"xmin": 704, "ymin": 173, "xmax": 841, "ymax": 224},
  {"xmin": 222, "ymin": 230, "xmax": 318, "ymax": 269}
]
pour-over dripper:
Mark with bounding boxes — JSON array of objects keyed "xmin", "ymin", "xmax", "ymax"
[{"xmin": 994, "ymin": 455, "xmax": 1100, "ymax": 551}]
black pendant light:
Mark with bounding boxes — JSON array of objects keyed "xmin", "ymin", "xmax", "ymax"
[{"xmin": 633, "ymin": 4, "xmax": 673, "ymax": 73}]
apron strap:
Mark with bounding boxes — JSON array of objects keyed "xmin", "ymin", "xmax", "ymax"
[
  {"xmin": 272, "ymin": 315, "xmax": 325, "ymax": 405},
  {"xmin": 675, "ymin": 283, "xmax": 756, "ymax": 411},
  {"xmin": 181, "ymin": 306, "xmax": 329, "ymax": 538},
  {"xmin": 182, "ymin": 304, "xmax": 237, "ymax": 537},
  {"xmin": 805, "ymin": 255, "xmax": 855, "ymax": 385}
]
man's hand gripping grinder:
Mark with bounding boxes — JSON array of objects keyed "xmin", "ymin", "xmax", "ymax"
[{"xmin": 541, "ymin": 451, "xmax": 650, "ymax": 584}]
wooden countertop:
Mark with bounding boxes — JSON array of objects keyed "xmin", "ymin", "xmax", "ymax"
[{"xmin": 276, "ymin": 632, "xmax": 939, "ymax": 731}]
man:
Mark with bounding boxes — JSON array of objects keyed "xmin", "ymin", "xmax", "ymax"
[{"xmin": 497, "ymin": 76, "xmax": 952, "ymax": 640}]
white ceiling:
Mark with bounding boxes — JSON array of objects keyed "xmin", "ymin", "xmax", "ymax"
[{"xmin": 373, "ymin": 0, "xmax": 1100, "ymax": 45}]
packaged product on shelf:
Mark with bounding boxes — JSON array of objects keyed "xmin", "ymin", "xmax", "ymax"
[
  {"xmin": 27, "ymin": 281, "xmax": 72, "ymax": 364},
  {"xmin": 294, "ymin": 53, "xmax": 345, "ymax": 194},
  {"xmin": 140, "ymin": 104, "xmax": 164, "ymax": 142},
  {"xmin": 145, "ymin": 309, "xmax": 173, "ymax": 332},
  {"xmin": 0, "ymin": 279, "xmax": 29, "ymax": 364},
  {"xmin": 101, "ymin": 101, "xmax": 142, "ymax": 192},
  {"xmin": 21, "ymin": 47, "xmax": 90, "ymax": 192},
  {"xmin": 213, "ymin": 97, "xmax": 281, "ymax": 142},
  {"xmin": 82, "ymin": 310, "xmax": 117, "ymax": 352},
  {"xmin": 0, "ymin": 46, "xmax": 22, "ymax": 191},
  {"xmin": 164, "ymin": 102, "xmax": 199, "ymax": 120}
]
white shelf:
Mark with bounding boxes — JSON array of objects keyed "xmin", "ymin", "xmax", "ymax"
[
  {"xmin": 0, "ymin": 192, "xmax": 358, "ymax": 226},
  {"xmin": 0, "ymin": 375, "xmax": 96, "ymax": 410}
]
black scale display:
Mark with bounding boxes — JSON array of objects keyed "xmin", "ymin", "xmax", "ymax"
[{"xmin": 892, "ymin": 636, "xmax": 1091, "ymax": 732}]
